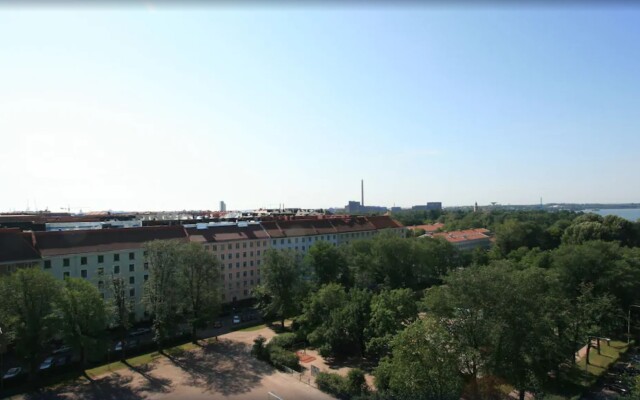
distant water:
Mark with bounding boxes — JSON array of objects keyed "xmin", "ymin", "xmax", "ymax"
[{"xmin": 582, "ymin": 208, "xmax": 640, "ymax": 222}]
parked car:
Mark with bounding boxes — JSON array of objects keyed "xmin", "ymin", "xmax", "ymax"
[
  {"xmin": 39, "ymin": 356, "xmax": 55, "ymax": 371},
  {"xmin": 605, "ymin": 383, "xmax": 629, "ymax": 395},
  {"xmin": 52, "ymin": 345, "xmax": 72, "ymax": 355},
  {"xmin": 233, "ymin": 315, "xmax": 241, "ymax": 324},
  {"xmin": 2, "ymin": 367, "xmax": 24, "ymax": 380},
  {"xmin": 114, "ymin": 339, "xmax": 139, "ymax": 352},
  {"xmin": 130, "ymin": 328, "xmax": 152, "ymax": 337}
]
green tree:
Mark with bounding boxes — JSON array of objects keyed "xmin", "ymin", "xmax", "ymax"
[
  {"xmin": 366, "ymin": 288, "xmax": 417, "ymax": 358},
  {"xmin": 305, "ymin": 240, "xmax": 350, "ymax": 287},
  {"xmin": 56, "ymin": 277, "xmax": 108, "ymax": 367},
  {"xmin": 106, "ymin": 274, "xmax": 133, "ymax": 360},
  {"xmin": 144, "ymin": 239, "xmax": 184, "ymax": 349},
  {"xmin": 375, "ymin": 317, "xmax": 463, "ymax": 400},
  {"xmin": 179, "ymin": 242, "xmax": 222, "ymax": 342},
  {"xmin": 254, "ymin": 249, "xmax": 306, "ymax": 328},
  {"xmin": 0, "ymin": 268, "xmax": 61, "ymax": 379}
]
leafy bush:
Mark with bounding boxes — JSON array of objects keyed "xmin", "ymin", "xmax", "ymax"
[
  {"xmin": 316, "ymin": 372, "xmax": 349, "ymax": 399},
  {"xmin": 268, "ymin": 332, "xmax": 297, "ymax": 349},
  {"xmin": 251, "ymin": 335, "xmax": 269, "ymax": 361},
  {"xmin": 268, "ymin": 345, "xmax": 300, "ymax": 370},
  {"xmin": 316, "ymin": 370, "xmax": 369, "ymax": 399}
]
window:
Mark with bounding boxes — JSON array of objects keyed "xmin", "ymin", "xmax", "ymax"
[
  {"xmin": 144, "ymin": 274, "xmax": 149, "ymax": 282},
  {"xmin": 250, "ymin": 261, "xmax": 254, "ymax": 266},
  {"xmin": 227, "ymin": 244, "xmax": 232, "ymax": 250},
  {"xmin": 249, "ymin": 242, "xmax": 253, "ymax": 248},
  {"xmin": 81, "ymin": 270, "xmax": 87, "ymax": 278},
  {"xmin": 204, "ymin": 245, "xmax": 209, "ymax": 251},
  {"xmin": 236, "ymin": 282, "xmax": 240, "ymax": 288},
  {"xmin": 63, "ymin": 258, "xmax": 70, "ymax": 267},
  {"xmin": 257, "ymin": 260, "xmax": 261, "ymax": 266},
  {"xmin": 235, "ymin": 253, "xmax": 239, "ymax": 259},
  {"xmin": 228, "ymin": 253, "xmax": 232, "ymax": 259},
  {"xmin": 250, "ymin": 251, "xmax": 253, "ymax": 257},
  {"xmin": 250, "ymin": 270, "xmax": 254, "ymax": 276},
  {"xmin": 63, "ymin": 271, "xmax": 70, "ymax": 279},
  {"xmin": 213, "ymin": 245, "xmax": 217, "ymax": 251},
  {"xmin": 129, "ymin": 264, "xmax": 135, "ymax": 272},
  {"xmin": 81, "ymin": 256, "xmax": 87, "ymax": 265},
  {"xmin": 228, "ymin": 263, "xmax": 232, "ymax": 269},
  {"xmin": 250, "ymin": 279, "xmax": 253, "ymax": 285},
  {"xmin": 144, "ymin": 262, "xmax": 149, "ymax": 270},
  {"xmin": 221, "ymin": 254, "xmax": 225, "ymax": 260},
  {"xmin": 243, "ymin": 252, "xmax": 246, "ymax": 257},
  {"xmin": 129, "ymin": 252, "xmax": 135, "ymax": 260},
  {"xmin": 235, "ymin": 243, "xmax": 239, "ymax": 249},
  {"xmin": 295, "ymin": 238, "xmax": 298, "ymax": 243},
  {"xmin": 143, "ymin": 250, "xmax": 148, "ymax": 257},
  {"xmin": 114, "ymin": 254, "xmax": 120, "ymax": 262},
  {"xmin": 262, "ymin": 240, "xmax": 266, "ymax": 246},
  {"xmin": 280, "ymin": 239, "xmax": 284, "ymax": 244},
  {"xmin": 244, "ymin": 281, "xmax": 247, "ymax": 287},
  {"xmin": 273, "ymin": 240, "xmax": 277, "ymax": 245},
  {"xmin": 288, "ymin": 239, "xmax": 291, "ymax": 244},
  {"xmin": 129, "ymin": 288, "xmax": 135, "ymax": 297},
  {"xmin": 243, "ymin": 242, "xmax": 247, "ymax": 248},
  {"xmin": 243, "ymin": 271, "xmax": 247, "ymax": 277},
  {"xmin": 98, "ymin": 281, "xmax": 104, "ymax": 289},
  {"xmin": 98, "ymin": 267, "xmax": 104, "ymax": 275},
  {"xmin": 114, "ymin": 265, "xmax": 120, "ymax": 274},
  {"xmin": 98, "ymin": 255, "xmax": 104, "ymax": 263},
  {"xmin": 220, "ymin": 266, "xmax": 225, "ymax": 272},
  {"xmin": 243, "ymin": 262, "xmax": 247, "ymax": 267},
  {"xmin": 257, "ymin": 250, "xmax": 261, "ymax": 256},
  {"xmin": 236, "ymin": 272, "xmax": 240, "ymax": 278},
  {"xmin": 228, "ymin": 283, "xmax": 232, "ymax": 289},
  {"xmin": 257, "ymin": 278, "xmax": 261, "ymax": 284},
  {"xmin": 44, "ymin": 260, "xmax": 51, "ymax": 269},
  {"xmin": 129, "ymin": 276, "xmax": 135, "ymax": 284},
  {"xmin": 236, "ymin": 262, "xmax": 240, "ymax": 268},
  {"xmin": 228, "ymin": 273, "xmax": 232, "ymax": 279}
]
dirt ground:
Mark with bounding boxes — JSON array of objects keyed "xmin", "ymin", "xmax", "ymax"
[{"xmin": 16, "ymin": 327, "xmax": 333, "ymax": 400}]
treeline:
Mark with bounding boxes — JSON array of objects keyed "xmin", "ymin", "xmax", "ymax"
[
  {"xmin": 0, "ymin": 241, "xmax": 221, "ymax": 381},
  {"xmin": 255, "ymin": 211, "xmax": 640, "ymax": 400}
]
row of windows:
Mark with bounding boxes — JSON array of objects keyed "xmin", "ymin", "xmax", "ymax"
[
  {"xmin": 219, "ymin": 250, "xmax": 262, "ymax": 260},
  {"xmin": 220, "ymin": 260, "xmax": 261, "ymax": 269},
  {"xmin": 224, "ymin": 270, "xmax": 258, "ymax": 279},
  {"xmin": 204, "ymin": 241, "xmax": 268, "ymax": 251},
  {"xmin": 43, "ymin": 251, "xmax": 146, "ymax": 269},
  {"xmin": 226, "ymin": 279, "xmax": 259, "ymax": 288}
]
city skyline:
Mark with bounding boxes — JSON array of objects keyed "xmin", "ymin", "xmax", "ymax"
[{"xmin": 2, "ymin": 6, "xmax": 640, "ymax": 212}]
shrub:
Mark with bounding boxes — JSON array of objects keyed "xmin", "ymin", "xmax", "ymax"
[
  {"xmin": 345, "ymin": 369, "xmax": 368, "ymax": 396},
  {"xmin": 251, "ymin": 335, "xmax": 269, "ymax": 361},
  {"xmin": 268, "ymin": 345, "xmax": 300, "ymax": 370},
  {"xmin": 268, "ymin": 332, "xmax": 297, "ymax": 349},
  {"xmin": 316, "ymin": 372, "xmax": 349, "ymax": 399}
]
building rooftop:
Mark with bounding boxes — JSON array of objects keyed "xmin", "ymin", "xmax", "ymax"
[
  {"xmin": 0, "ymin": 228, "xmax": 40, "ymax": 264},
  {"xmin": 431, "ymin": 228, "xmax": 490, "ymax": 243}
]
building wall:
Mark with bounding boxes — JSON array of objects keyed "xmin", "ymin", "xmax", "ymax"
[{"xmin": 40, "ymin": 248, "xmax": 149, "ymax": 319}]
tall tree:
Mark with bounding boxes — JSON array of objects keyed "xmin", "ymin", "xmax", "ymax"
[
  {"xmin": 106, "ymin": 274, "xmax": 133, "ymax": 360},
  {"xmin": 375, "ymin": 317, "xmax": 463, "ymax": 400},
  {"xmin": 56, "ymin": 278, "xmax": 108, "ymax": 367},
  {"xmin": 179, "ymin": 242, "xmax": 222, "ymax": 342},
  {"xmin": 366, "ymin": 288, "xmax": 417, "ymax": 358},
  {"xmin": 254, "ymin": 249, "xmax": 306, "ymax": 328},
  {"xmin": 305, "ymin": 241, "xmax": 350, "ymax": 287},
  {"xmin": 0, "ymin": 268, "xmax": 61, "ymax": 379},
  {"xmin": 144, "ymin": 239, "xmax": 184, "ymax": 350}
]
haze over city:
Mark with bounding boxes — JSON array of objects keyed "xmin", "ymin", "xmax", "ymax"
[{"xmin": 2, "ymin": 5, "xmax": 640, "ymax": 212}]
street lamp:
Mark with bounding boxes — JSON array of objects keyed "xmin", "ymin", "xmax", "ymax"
[{"xmin": 627, "ymin": 305, "xmax": 640, "ymax": 344}]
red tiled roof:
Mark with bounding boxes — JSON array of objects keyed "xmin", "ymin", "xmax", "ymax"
[
  {"xmin": 367, "ymin": 216, "xmax": 404, "ymax": 229},
  {"xmin": 432, "ymin": 229, "xmax": 490, "ymax": 243},
  {"xmin": 408, "ymin": 223, "xmax": 444, "ymax": 232},
  {"xmin": 33, "ymin": 226, "xmax": 188, "ymax": 256},
  {"xmin": 0, "ymin": 228, "xmax": 40, "ymax": 264}
]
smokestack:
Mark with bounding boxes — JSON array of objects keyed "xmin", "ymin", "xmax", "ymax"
[{"xmin": 361, "ymin": 179, "xmax": 364, "ymax": 207}]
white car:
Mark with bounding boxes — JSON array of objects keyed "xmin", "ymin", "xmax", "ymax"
[
  {"xmin": 3, "ymin": 367, "xmax": 23, "ymax": 380},
  {"xmin": 233, "ymin": 315, "xmax": 241, "ymax": 324},
  {"xmin": 39, "ymin": 357, "xmax": 55, "ymax": 371}
]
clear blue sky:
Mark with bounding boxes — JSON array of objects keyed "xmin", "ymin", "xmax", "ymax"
[{"xmin": 1, "ymin": 5, "xmax": 639, "ymax": 212}]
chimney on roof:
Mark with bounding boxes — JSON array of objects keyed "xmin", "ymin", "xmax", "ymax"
[{"xmin": 361, "ymin": 179, "xmax": 364, "ymax": 207}]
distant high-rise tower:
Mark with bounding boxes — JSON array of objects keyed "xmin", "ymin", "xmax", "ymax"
[
  {"xmin": 220, "ymin": 201, "xmax": 226, "ymax": 212},
  {"xmin": 474, "ymin": 202, "xmax": 478, "ymax": 213},
  {"xmin": 361, "ymin": 179, "xmax": 364, "ymax": 207}
]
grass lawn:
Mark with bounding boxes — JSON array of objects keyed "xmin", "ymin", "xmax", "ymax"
[
  {"xmin": 236, "ymin": 323, "xmax": 268, "ymax": 332},
  {"xmin": 545, "ymin": 340, "xmax": 630, "ymax": 400},
  {"xmin": 85, "ymin": 341, "xmax": 200, "ymax": 379}
]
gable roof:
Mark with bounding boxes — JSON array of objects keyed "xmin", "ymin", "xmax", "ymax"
[
  {"xmin": 33, "ymin": 226, "xmax": 188, "ymax": 256},
  {"xmin": 0, "ymin": 228, "xmax": 41, "ymax": 264}
]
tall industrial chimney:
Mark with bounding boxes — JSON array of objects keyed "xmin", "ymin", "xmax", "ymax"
[{"xmin": 361, "ymin": 179, "xmax": 364, "ymax": 207}]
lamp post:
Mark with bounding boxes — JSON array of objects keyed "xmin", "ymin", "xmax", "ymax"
[{"xmin": 627, "ymin": 305, "xmax": 640, "ymax": 344}]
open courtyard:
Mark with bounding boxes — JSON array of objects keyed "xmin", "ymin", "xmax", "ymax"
[{"xmin": 14, "ymin": 327, "xmax": 333, "ymax": 400}]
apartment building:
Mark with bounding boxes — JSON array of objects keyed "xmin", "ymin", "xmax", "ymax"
[
  {"xmin": 0, "ymin": 215, "xmax": 405, "ymax": 319},
  {"xmin": 431, "ymin": 228, "xmax": 492, "ymax": 251},
  {"xmin": 32, "ymin": 226, "xmax": 189, "ymax": 318},
  {"xmin": 187, "ymin": 223, "xmax": 270, "ymax": 303}
]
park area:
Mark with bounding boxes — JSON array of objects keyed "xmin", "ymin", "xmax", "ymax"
[{"xmin": 7, "ymin": 325, "xmax": 334, "ymax": 400}]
